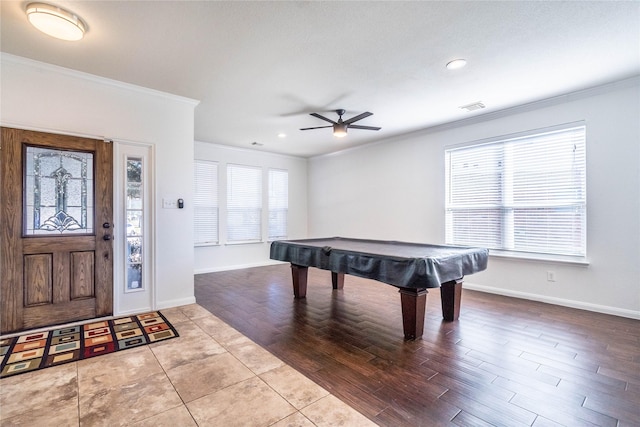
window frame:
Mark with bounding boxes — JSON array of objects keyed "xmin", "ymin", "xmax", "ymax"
[
  {"xmin": 268, "ymin": 168, "xmax": 289, "ymax": 241},
  {"xmin": 226, "ymin": 163, "xmax": 263, "ymax": 244},
  {"xmin": 124, "ymin": 156, "xmax": 144, "ymax": 293},
  {"xmin": 193, "ymin": 159, "xmax": 219, "ymax": 246},
  {"xmin": 445, "ymin": 122, "xmax": 587, "ymax": 263}
]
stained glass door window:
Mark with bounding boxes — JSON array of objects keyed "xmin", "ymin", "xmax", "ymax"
[
  {"xmin": 24, "ymin": 146, "xmax": 94, "ymax": 235},
  {"xmin": 125, "ymin": 157, "xmax": 143, "ymax": 291}
]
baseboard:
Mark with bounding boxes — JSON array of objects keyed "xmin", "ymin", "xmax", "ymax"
[
  {"xmin": 194, "ymin": 260, "xmax": 284, "ymax": 275},
  {"xmin": 463, "ymin": 282, "xmax": 640, "ymax": 320},
  {"xmin": 155, "ymin": 296, "xmax": 197, "ymax": 310},
  {"xmin": 114, "ymin": 307, "xmax": 153, "ymax": 317}
]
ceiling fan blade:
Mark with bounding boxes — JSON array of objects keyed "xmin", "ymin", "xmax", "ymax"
[
  {"xmin": 300, "ymin": 125, "xmax": 333, "ymax": 131},
  {"xmin": 343, "ymin": 111, "xmax": 373, "ymax": 125},
  {"xmin": 349, "ymin": 125, "xmax": 381, "ymax": 131},
  {"xmin": 310, "ymin": 112, "xmax": 337, "ymax": 124}
]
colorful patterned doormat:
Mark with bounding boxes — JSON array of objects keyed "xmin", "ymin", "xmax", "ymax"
[{"xmin": 0, "ymin": 311, "xmax": 178, "ymax": 379}]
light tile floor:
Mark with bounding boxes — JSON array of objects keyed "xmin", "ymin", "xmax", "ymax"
[{"xmin": 0, "ymin": 304, "xmax": 377, "ymax": 426}]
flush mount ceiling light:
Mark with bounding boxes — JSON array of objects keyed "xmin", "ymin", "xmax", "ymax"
[
  {"xmin": 26, "ymin": 2, "xmax": 86, "ymax": 41},
  {"xmin": 446, "ymin": 59, "xmax": 467, "ymax": 70}
]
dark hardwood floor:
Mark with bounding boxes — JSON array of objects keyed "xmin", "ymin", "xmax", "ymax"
[{"xmin": 195, "ymin": 264, "xmax": 640, "ymax": 427}]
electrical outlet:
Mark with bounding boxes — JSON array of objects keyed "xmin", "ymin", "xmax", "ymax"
[{"xmin": 547, "ymin": 271, "xmax": 556, "ymax": 282}]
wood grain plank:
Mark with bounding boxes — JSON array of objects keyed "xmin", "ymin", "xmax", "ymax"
[
  {"xmin": 52, "ymin": 251, "xmax": 70, "ymax": 304},
  {"xmin": 23, "ymin": 298, "xmax": 95, "ymax": 329},
  {"xmin": 439, "ymin": 389, "xmax": 535, "ymax": 427},
  {"xmin": 94, "ymin": 138, "xmax": 113, "ymax": 317},
  {"xmin": 510, "ymin": 392, "xmax": 617, "ymax": 427},
  {"xmin": 70, "ymin": 251, "xmax": 95, "ymax": 299},
  {"xmin": 23, "ymin": 254, "xmax": 52, "ymax": 306},
  {"xmin": 1, "ymin": 127, "xmax": 25, "ymax": 332}
]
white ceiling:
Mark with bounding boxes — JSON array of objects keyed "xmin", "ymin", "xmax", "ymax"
[{"xmin": 1, "ymin": 1, "xmax": 639, "ymax": 157}]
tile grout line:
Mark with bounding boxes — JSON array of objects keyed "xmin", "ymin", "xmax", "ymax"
[
  {"xmin": 75, "ymin": 362, "xmax": 81, "ymax": 427},
  {"xmin": 145, "ymin": 314, "xmax": 200, "ymax": 426},
  {"xmin": 183, "ymin": 306, "xmax": 345, "ymax": 426}
]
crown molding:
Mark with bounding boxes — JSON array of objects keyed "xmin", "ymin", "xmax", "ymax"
[
  {"xmin": 310, "ymin": 75, "xmax": 640, "ymax": 160},
  {"xmin": 0, "ymin": 52, "xmax": 200, "ymax": 107},
  {"xmin": 195, "ymin": 140, "xmax": 307, "ymax": 161}
]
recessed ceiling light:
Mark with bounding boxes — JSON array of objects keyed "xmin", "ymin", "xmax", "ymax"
[
  {"xmin": 26, "ymin": 2, "xmax": 86, "ymax": 41},
  {"xmin": 277, "ymin": 133, "xmax": 287, "ymax": 138},
  {"xmin": 446, "ymin": 59, "xmax": 467, "ymax": 70}
]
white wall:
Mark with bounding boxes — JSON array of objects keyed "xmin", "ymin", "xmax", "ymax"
[
  {"xmin": 194, "ymin": 141, "xmax": 308, "ymax": 273},
  {"xmin": 0, "ymin": 54, "xmax": 198, "ymax": 312},
  {"xmin": 308, "ymin": 78, "xmax": 640, "ymax": 318}
]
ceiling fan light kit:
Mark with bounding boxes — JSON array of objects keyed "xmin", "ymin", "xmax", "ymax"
[
  {"xmin": 333, "ymin": 123, "xmax": 348, "ymax": 138},
  {"xmin": 300, "ymin": 109, "xmax": 381, "ymax": 138}
]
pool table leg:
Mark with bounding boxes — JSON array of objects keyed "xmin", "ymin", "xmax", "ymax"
[
  {"xmin": 290, "ymin": 264, "xmax": 308, "ymax": 298},
  {"xmin": 332, "ymin": 272, "xmax": 344, "ymax": 289},
  {"xmin": 399, "ymin": 288, "xmax": 428, "ymax": 340},
  {"xmin": 440, "ymin": 279, "xmax": 463, "ymax": 321}
]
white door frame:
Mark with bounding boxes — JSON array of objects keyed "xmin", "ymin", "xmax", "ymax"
[{"xmin": 113, "ymin": 140, "xmax": 156, "ymax": 315}]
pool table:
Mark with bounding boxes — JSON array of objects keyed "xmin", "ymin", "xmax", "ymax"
[{"xmin": 270, "ymin": 237, "xmax": 489, "ymax": 340}]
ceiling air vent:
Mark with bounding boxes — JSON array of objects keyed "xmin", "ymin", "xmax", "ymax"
[{"xmin": 459, "ymin": 102, "xmax": 486, "ymax": 112}]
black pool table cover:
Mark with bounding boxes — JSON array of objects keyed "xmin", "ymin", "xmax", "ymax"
[{"xmin": 270, "ymin": 237, "xmax": 489, "ymax": 288}]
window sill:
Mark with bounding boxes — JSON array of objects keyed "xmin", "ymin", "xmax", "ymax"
[
  {"xmin": 195, "ymin": 242, "xmax": 220, "ymax": 248},
  {"xmin": 489, "ymin": 250, "xmax": 589, "ymax": 266},
  {"xmin": 225, "ymin": 240, "xmax": 264, "ymax": 246}
]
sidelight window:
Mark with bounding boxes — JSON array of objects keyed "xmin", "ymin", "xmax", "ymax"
[{"xmin": 125, "ymin": 157, "xmax": 143, "ymax": 291}]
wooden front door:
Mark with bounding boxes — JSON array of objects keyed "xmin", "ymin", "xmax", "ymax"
[{"xmin": 1, "ymin": 128, "xmax": 113, "ymax": 334}]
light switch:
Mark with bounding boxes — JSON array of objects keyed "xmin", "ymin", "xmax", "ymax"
[{"xmin": 162, "ymin": 198, "xmax": 178, "ymax": 209}]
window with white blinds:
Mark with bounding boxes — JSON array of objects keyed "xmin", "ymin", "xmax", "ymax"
[
  {"xmin": 268, "ymin": 169, "xmax": 288, "ymax": 240},
  {"xmin": 445, "ymin": 123, "xmax": 586, "ymax": 258},
  {"xmin": 193, "ymin": 160, "xmax": 218, "ymax": 245},
  {"xmin": 227, "ymin": 164, "xmax": 262, "ymax": 242}
]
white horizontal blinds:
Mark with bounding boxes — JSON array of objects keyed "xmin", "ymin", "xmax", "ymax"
[
  {"xmin": 193, "ymin": 160, "xmax": 218, "ymax": 244},
  {"xmin": 510, "ymin": 126, "xmax": 586, "ymax": 255},
  {"xmin": 227, "ymin": 164, "xmax": 262, "ymax": 242},
  {"xmin": 446, "ymin": 143, "xmax": 503, "ymax": 249},
  {"xmin": 446, "ymin": 124, "xmax": 586, "ymax": 257},
  {"xmin": 268, "ymin": 169, "xmax": 288, "ymax": 239}
]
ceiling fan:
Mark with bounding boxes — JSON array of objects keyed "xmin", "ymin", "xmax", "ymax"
[{"xmin": 300, "ymin": 109, "xmax": 381, "ymax": 138}]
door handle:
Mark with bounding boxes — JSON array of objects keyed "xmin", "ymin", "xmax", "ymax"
[
  {"xmin": 103, "ymin": 222, "xmax": 111, "ymax": 229},
  {"xmin": 103, "ymin": 234, "xmax": 112, "ymax": 241}
]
